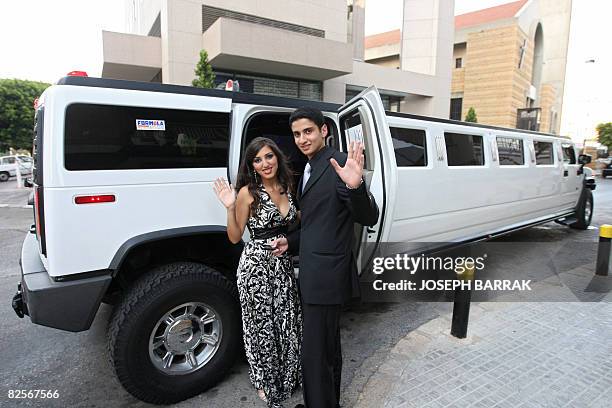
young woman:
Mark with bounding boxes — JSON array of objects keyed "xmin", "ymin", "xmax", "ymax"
[{"xmin": 212, "ymin": 137, "xmax": 301, "ymax": 408}]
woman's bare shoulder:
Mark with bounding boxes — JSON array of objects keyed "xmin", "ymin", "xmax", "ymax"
[{"xmin": 237, "ymin": 185, "xmax": 254, "ymax": 203}]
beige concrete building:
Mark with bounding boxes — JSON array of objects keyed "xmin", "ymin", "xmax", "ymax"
[
  {"xmin": 365, "ymin": 0, "xmax": 572, "ymax": 133},
  {"xmin": 102, "ymin": 0, "xmax": 455, "ymax": 118}
]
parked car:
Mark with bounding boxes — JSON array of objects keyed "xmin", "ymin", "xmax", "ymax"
[
  {"xmin": 0, "ymin": 155, "xmax": 33, "ymax": 181},
  {"xmin": 602, "ymin": 162, "xmax": 612, "ymax": 178},
  {"xmin": 12, "ymin": 76, "xmax": 595, "ymax": 404}
]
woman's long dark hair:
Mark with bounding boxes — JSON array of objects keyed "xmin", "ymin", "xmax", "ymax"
[{"xmin": 236, "ymin": 137, "xmax": 295, "ymax": 216}]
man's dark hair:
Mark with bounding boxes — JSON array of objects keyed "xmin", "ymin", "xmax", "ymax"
[{"xmin": 289, "ymin": 107, "xmax": 325, "ymax": 129}]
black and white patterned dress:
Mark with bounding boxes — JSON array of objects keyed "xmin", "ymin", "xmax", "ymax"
[{"xmin": 236, "ymin": 185, "xmax": 302, "ymax": 407}]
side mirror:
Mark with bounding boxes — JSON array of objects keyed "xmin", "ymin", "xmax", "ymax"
[
  {"xmin": 23, "ymin": 178, "xmax": 34, "ymax": 188},
  {"xmin": 578, "ymin": 154, "xmax": 591, "ymax": 165}
]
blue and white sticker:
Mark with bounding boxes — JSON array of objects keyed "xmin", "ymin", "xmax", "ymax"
[{"xmin": 136, "ymin": 119, "xmax": 166, "ymax": 131}]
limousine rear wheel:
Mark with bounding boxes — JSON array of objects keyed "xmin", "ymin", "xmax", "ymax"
[
  {"xmin": 108, "ymin": 262, "xmax": 241, "ymax": 404},
  {"xmin": 571, "ymin": 189, "xmax": 593, "ymax": 230}
]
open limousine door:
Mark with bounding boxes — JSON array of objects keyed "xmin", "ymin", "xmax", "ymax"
[{"xmin": 337, "ymin": 86, "xmax": 396, "ymax": 273}]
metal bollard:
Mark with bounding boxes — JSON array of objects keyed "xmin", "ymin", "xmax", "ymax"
[
  {"xmin": 15, "ymin": 162, "xmax": 23, "ymax": 188},
  {"xmin": 595, "ymin": 225, "xmax": 612, "ymax": 276},
  {"xmin": 451, "ymin": 265, "xmax": 474, "ymax": 338}
]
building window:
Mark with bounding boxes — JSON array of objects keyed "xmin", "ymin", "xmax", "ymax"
[
  {"xmin": 518, "ymin": 39, "xmax": 527, "ymax": 69},
  {"xmin": 345, "ymin": 89, "xmax": 403, "ymax": 112},
  {"xmin": 496, "ymin": 137, "xmax": 524, "ymax": 165},
  {"xmin": 534, "ymin": 141, "xmax": 554, "ymax": 165},
  {"xmin": 444, "ymin": 133, "xmax": 484, "ymax": 166},
  {"xmin": 450, "ymin": 98, "xmax": 463, "ymax": 121},
  {"xmin": 64, "ymin": 104, "xmax": 230, "ymax": 170},
  {"xmin": 517, "ymin": 108, "xmax": 541, "ymax": 131},
  {"xmin": 214, "ymin": 71, "xmax": 322, "ymax": 101},
  {"xmin": 455, "ymin": 58, "xmax": 462, "ymax": 68},
  {"xmin": 390, "ymin": 127, "xmax": 427, "ymax": 166}
]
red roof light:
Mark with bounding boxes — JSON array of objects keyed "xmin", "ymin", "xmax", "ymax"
[{"xmin": 67, "ymin": 71, "xmax": 88, "ymax": 77}]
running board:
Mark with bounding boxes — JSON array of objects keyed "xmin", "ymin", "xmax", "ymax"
[{"xmin": 555, "ymin": 216, "xmax": 578, "ymax": 226}]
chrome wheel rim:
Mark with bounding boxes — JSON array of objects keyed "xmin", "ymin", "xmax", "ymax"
[
  {"xmin": 149, "ymin": 302, "xmax": 222, "ymax": 375},
  {"xmin": 584, "ymin": 201, "xmax": 592, "ymax": 222}
]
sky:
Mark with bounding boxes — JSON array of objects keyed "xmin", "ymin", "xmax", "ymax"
[{"xmin": 0, "ymin": 0, "xmax": 610, "ymax": 142}]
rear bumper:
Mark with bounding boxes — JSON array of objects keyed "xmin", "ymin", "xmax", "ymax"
[{"xmin": 14, "ymin": 232, "xmax": 112, "ymax": 332}]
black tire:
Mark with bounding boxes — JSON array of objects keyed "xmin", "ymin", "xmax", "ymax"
[
  {"xmin": 570, "ymin": 188, "xmax": 593, "ymax": 230},
  {"xmin": 108, "ymin": 262, "xmax": 240, "ymax": 404},
  {"xmin": 0, "ymin": 172, "xmax": 9, "ymax": 182}
]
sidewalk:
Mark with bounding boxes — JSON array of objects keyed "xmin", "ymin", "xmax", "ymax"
[{"xmin": 355, "ymin": 296, "xmax": 612, "ymax": 407}]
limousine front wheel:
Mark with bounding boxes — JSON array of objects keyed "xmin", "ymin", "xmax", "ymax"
[
  {"xmin": 571, "ymin": 189, "xmax": 593, "ymax": 230},
  {"xmin": 108, "ymin": 262, "xmax": 241, "ymax": 404}
]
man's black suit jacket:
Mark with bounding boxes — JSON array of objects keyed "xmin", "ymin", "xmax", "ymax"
[{"xmin": 287, "ymin": 146, "xmax": 379, "ymax": 304}]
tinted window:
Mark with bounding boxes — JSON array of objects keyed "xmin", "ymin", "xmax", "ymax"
[
  {"xmin": 534, "ymin": 141, "xmax": 554, "ymax": 165},
  {"xmin": 497, "ymin": 137, "xmax": 524, "ymax": 165},
  {"xmin": 562, "ymin": 144, "xmax": 576, "ymax": 164},
  {"xmin": 64, "ymin": 104, "xmax": 230, "ymax": 170},
  {"xmin": 444, "ymin": 133, "xmax": 484, "ymax": 166},
  {"xmin": 390, "ymin": 127, "xmax": 427, "ymax": 167}
]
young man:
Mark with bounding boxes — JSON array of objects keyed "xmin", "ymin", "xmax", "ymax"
[{"xmin": 272, "ymin": 107, "xmax": 379, "ymax": 407}]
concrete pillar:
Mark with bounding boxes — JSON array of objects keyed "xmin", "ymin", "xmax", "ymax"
[
  {"xmin": 323, "ymin": 78, "xmax": 347, "ymax": 104},
  {"xmin": 161, "ymin": 0, "xmax": 203, "ymax": 85},
  {"xmin": 349, "ymin": 0, "xmax": 366, "ymax": 61},
  {"xmin": 161, "ymin": 0, "xmax": 171, "ymax": 84},
  {"xmin": 400, "ymin": 0, "xmax": 454, "ymax": 117}
]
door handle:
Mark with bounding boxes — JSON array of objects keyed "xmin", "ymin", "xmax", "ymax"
[
  {"xmin": 563, "ymin": 170, "xmax": 568, "ymax": 177},
  {"xmin": 367, "ymin": 227, "xmax": 376, "ymax": 234}
]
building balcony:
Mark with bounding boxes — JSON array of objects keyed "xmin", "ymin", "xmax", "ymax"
[
  {"xmin": 202, "ymin": 17, "xmax": 353, "ymax": 81},
  {"xmin": 102, "ymin": 31, "xmax": 161, "ymax": 82}
]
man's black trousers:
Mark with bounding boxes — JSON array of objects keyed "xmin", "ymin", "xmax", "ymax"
[{"xmin": 301, "ymin": 303, "xmax": 342, "ymax": 408}]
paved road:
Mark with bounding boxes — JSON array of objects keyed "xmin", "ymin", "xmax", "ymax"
[
  {"xmin": 1, "ymin": 178, "xmax": 611, "ymax": 407},
  {"xmin": 0, "ymin": 180, "xmax": 32, "ymax": 208}
]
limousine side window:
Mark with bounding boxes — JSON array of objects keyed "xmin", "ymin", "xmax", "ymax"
[
  {"xmin": 444, "ymin": 132, "xmax": 484, "ymax": 166},
  {"xmin": 64, "ymin": 104, "xmax": 230, "ymax": 170},
  {"xmin": 496, "ymin": 137, "xmax": 524, "ymax": 165},
  {"xmin": 533, "ymin": 141, "xmax": 554, "ymax": 165},
  {"xmin": 390, "ymin": 127, "xmax": 427, "ymax": 166},
  {"xmin": 561, "ymin": 144, "xmax": 577, "ymax": 164}
]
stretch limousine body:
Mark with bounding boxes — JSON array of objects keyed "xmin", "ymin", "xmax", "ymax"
[{"xmin": 12, "ymin": 77, "xmax": 594, "ymax": 403}]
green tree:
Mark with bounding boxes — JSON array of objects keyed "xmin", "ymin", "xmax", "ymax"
[
  {"xmin": 192, "ymin": 50, "xmax": 215, "ymax": 88},
  {"xmin": 465, "ymin": 107, "xmax": 478, "ymax": 123},
  {"xmin": 0, "ymin": 78, "xmax": 50, "ymax": 152},
  {"xmin": 596, "ymin": 122, "xmax": 612, "ymax": 150}
]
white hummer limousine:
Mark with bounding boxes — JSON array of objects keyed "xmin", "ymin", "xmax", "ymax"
[{"xmin": 12, "ymin": 76, "xmax": 594, "ymax": 404}]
